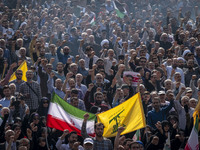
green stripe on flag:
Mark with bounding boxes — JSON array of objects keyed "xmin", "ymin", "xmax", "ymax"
[
  {"xmin": 51, "ymin": 93, "xmax": 96, "ymax": 120},
  {"xmin": 113, "ymin": 1, "xmax": 125, "ymax": 19},
  {"xmin": 115, "ymin": 9, "xmax": 125, "ymax": 19},
  {"xmin": 90, "ymin": 17, "xmax": 95, "ymax": 26}
]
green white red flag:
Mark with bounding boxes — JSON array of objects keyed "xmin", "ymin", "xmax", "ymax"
[
  {"xmin": 47, "ymin": 93, "xmax": 96, "ymax": 136},
  {"xmin": 90, "ymin": 16, "xmax": 95, "ymax": 26},
  {"xmin": 113, "ymin": 1, "xmax": 126, "ymax": 19},
  {"xmin": 184, "ymin": 115, "xmax": 199, "ymax": 150}
]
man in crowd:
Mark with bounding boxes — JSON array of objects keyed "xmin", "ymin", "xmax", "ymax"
[
  {"xmin": 0, "ymin": 0, "xmax": 200, "ymax": 149},
  {"xmin": 20, "ymin": 70, "xmax": 42, "ymax": 113},
  {"xmin": 81, "ymin": 113, "xmax": 113, "ymax": 150}
]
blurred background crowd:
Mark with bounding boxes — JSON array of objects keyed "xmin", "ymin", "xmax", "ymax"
[{"xmin": 0, "ymin": 0, "xmax": 200, "ymax": 149}]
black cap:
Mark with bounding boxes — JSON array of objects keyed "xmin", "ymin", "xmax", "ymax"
[
  {"xmin": 121, "ymin": 84, "xmax": 129, "ymax": 89},
  {"xmin": 71, "ymin": 88, "xmax": 79, "ymax": 94}
]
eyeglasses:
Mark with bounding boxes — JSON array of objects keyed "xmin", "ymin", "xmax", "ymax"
[{"xmin": 17, "ymin": 73, "xmax": 22, "ymax": 75}]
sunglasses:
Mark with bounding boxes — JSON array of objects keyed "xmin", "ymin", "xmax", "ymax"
[
  {"xmin": 43, "ymin": 101, "xmax": 48, "ymax": 104},
  {"xmin": 34, "ymin": 118, "xmax": 39, "ymax": 120},
  {"xmin": 17, "ymin": 73, "xmax": 22, "ymax": 75}
]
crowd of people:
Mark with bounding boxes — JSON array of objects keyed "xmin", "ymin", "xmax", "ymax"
[{"xmin": 0, "ymin": 0, "xmax": 200, "ymax": 149}]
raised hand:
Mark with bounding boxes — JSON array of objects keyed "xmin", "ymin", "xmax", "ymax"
[
  {"xmin": 50, "ymin": 72, "xmax": 55, "ymax": 78},
  {"xmin": 26, "ymin": 128, "xmax": 32, "ymax": 139},
  {"xmin": 83, "ymin": 113, "xmax": 89, "ymax": 122},
  {"xmin": 61, "ymin": 129, "xmax": 69, "ymax": 140},
  {"xmin": 80, "ymin": 39, "xmax": 84, "ymax": 47},
  {"xmin": 118, "ymin": 127, "xmax": 125, "ymax": 134},
  {"xmin": 192, "ymin": 75, "xmax": 197, "ymax": 80}
]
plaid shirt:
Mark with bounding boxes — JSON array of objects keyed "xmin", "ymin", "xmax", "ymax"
[
  {"xmin": 20, "ymin": 81, "xmax": 42, "ymax": 110},
  {"xmin": 93, "ymin": 137, "xmax": 113, "ymax": 150},
  {"xmin": 81, "ymin": 121, "xmax": 113, "ymax": 150}
]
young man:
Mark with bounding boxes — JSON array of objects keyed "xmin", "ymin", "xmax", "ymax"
[
  {"xmin": 0, "ymin": 85, "xmax": 12, "ymax": 109},
  {"xmin": 9, "ymin": 69, "xmax": 24, "ymax": 92},
  {"xmin": 20, "ymin": 70, "xmax": 42, "ymax": 112},
  {"xmin": 81, "ymin": 113, "xmax": 113, "ymax": 150},
  {"xmin": 147, "ymin": 96, "xmax": 174, "ymax": 129}
]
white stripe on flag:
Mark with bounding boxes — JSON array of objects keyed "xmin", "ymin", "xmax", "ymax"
[{"xmin": 48, "ymin": 102, "xmax": 95, "ymax": 134}]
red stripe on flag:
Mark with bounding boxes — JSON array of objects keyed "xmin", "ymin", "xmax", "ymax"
[
  {"xmin": 184, "ymin": 144, "xmax": 191, "ymax": 150},
  {"xmin": 46, "ymin": 114, "xmax": 95, "ymax": 137}
]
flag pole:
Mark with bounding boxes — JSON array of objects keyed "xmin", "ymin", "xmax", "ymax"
[
  {"xmin": 9, "ymin": 60, "xmax": 26, "ymax": 82},
  {"xmin": 1, "ymin": 63, "xmax": 7, "ymax": 80}
]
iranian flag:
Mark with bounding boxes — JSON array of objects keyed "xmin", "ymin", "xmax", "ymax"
[
  {"xmin": 90, "ymin": 16, "xmax": 95, "ymax": 26},
  {"xmin": 184, "ymin": 115, "xmax": 199, "ymax": 150},
  {"xmin": 47, "ymin": 93, "xmax": 96, "ymax": 137},
  {"xmin": 132, "ymin": 129, "xmax": 141, "ymax": 141},
  {"xmin": 113, "ymin": 1, "xmax": 127, "ymax": 19}
]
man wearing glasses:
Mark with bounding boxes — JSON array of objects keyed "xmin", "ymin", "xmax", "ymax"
[{"xmin": 9, "ymin": 70, "xmax": 24, "ymax": 92}]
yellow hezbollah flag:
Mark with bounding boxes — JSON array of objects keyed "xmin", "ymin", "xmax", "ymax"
[
  {"xmin": 97, "ymin": 93, "xmax": 146, "ymax": 137},
  {"xmin": 193, "ymin": 95, "xmax": 200, "ymax": 128},
  {"xmin": 9, "ymin": 61, "xmax": 28, "ymax": 82}
]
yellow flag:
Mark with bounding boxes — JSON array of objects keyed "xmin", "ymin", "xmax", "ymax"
[
  {"xmin": 193, "ymin": 95, "xmax": 200, "ymax": 127},
  {"xmin": 97, "ymin": 93, "xmax": 146, "ymax": 137},
  {"xmin": 9, "ymin": 61, "xmax": 28, "ymax": 82}
]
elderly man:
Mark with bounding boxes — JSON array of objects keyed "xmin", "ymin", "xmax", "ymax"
[
  {"xmin": 0, "ymin": 129, "xmax": 16, "ymax": 150},
  {"xmin": 75, "ymin": 73, "xmax": 87, "ymax": 97},
  {"xmin": 100, "ymin": 49, "xmax": 117, "ymax": 75},
  {"xmin": 83, "ymin": 138, "xmax": 93, "ymax": 150},
  {"xmin": 174, "ymin": 87, "xmax": 194, "ymax": 131},
  {"xmin": 48, "ymin": 72, "xmax": 65, "ymax": 99},
  {"xmin": 166, "ymin": 58, "xmax": 185, "ymax": 84},
  {"xmin": 11, "ymin": 47, "xmax": 32, "ymax": 67},
  {"xmin": 0, "ymin": 107, "xmax": 9, "ymax": 126}
]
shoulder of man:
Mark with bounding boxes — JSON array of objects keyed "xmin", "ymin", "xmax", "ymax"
[
  {"xmin": 20, "ymin": 81, "xmax": 26, "ymax": 86},
  {"xmin": 100, "ymin": 104, "xmax": 109, "ymax": 108},
  {"xmin": 31, "ymin": 80, "xmax": 39, "ymax": 85},
  {"xmin": 147, "ymin": 109, "xmax": 154, "ymax": 115},
  {"xmin": 0, "ymin": 142, "xmax": 5, "ymax": 149},
  {"xmin": 78, "ymin": 99, "xmax": 84, "ymax": 103}
]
